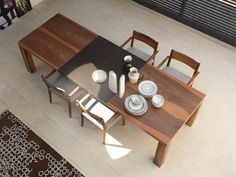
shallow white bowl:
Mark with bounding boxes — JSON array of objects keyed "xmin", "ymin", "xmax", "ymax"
[
  {"xmin": 152, "ymin": 94, "xmax": 164, "ymax": 108},
  {"xmin": 92, "ymin": 70, "xmax": 107, "ymax": 83}
]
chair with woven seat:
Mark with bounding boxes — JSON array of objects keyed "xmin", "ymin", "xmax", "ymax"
[
  {"xmin": 41, "ymin": 70, "xmax": 86, "ymax": 118},
  {"xmin": 76, "ymin": 93, "xmax": 125, "ymax": 144},
  {"xmin": 157, "ymin": 49, "xmax": 200, "ymax": 86},
  {"xmin": 121, "ymin": 30, "xmax": 159, "ymax": 65}
]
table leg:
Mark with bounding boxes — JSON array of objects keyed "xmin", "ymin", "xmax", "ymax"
[
  {"xmin": 186, "ymin": 105, "xmax": 200, "ymax": 127},
  {"xmin": 19, "ymin": 44, "xmax": 36, "ymax": 73},
  {"xmin": 153, "ymin": 142, "xmax": 169, "ymax": 167}
]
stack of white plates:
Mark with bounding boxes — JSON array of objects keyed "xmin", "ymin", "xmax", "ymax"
[
  {"xmin": 138, "ymin": 80, "xmax": 158, "ymax": 98},
  {"xmin": 124, "ymin": 94, "xmax": 148, "ymax": 116}
]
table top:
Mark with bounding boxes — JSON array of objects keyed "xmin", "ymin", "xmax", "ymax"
[
  {"xmin": 18, "ymin": 13, "xmax": 97, "ymax": 69},
  {"xmin": 108, "ymin": 64, "xmax": 205, "ymax": 144},
  {"xmin": 59, "ymin": 35, "xmax": 205, "ymax": 145},
  {"xmin": 59, "ymin": 36, "xmax": 146, "ymax": 102}
]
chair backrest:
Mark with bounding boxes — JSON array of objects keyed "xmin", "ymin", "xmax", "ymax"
[
  {"xmin": 76, "ymin": 93, "xmax": 91, "ymax": 112},
  {"xmin": 76, "ymin": 93, "xmax": 117, "ymax": 124},
  {"xmin": 41, "ymin": 74, "xmax": 65, "ymax": 94},
  {"xmin": 76, "ymin": 93, "xmax": 104, "ymax": 123},
  {"xmin": 167, "ymin": 49, "xmax": 200, "ymax": 76},
  {"xmin": 131, "ymin": 30, "xmax": 158, "ymax": 52}
]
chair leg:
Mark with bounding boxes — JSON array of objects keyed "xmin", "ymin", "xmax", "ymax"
[
  {"xmin": 81, "ymin": 114, "xmax": 84, "ymax": 127},
  {"xmin": 48, "ymin": 90, "xmax": 52, "ymax": 103},
  {"xmin": 102, "ymin": 128, "xmax": 106, "ymax": 144},
  {"xmin": 152, "ymin": 59, "xmax": 155, "ymax": 65},
  {"xmin": 67, "ymin": 100, "xmax": 72, "ymax": 118},
  {"xmin": 122, "ymin": 117, "xmax": 125, "ymax": 126}
]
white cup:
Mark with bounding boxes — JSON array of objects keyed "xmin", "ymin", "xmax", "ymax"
[
  {"xmin": 131, "ymin": 95, "xmax": 142, "ymax": 105},
  {"xmin": 129, "ymin": 67, "xmax": 138, "ymax": 73}
]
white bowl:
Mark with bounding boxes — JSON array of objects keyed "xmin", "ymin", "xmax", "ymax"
[
  {"xmin": 124, "ymin": 55, "xmax": 132, "ymax": 63},
  {"xmin": 92, "ymin": 70, "xmax": 107, "ymax": 83},
  {"xmin": 152, "ymin": 94, "xmax": 164, "ymax": 108}
]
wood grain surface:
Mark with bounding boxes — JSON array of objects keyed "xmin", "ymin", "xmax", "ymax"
[{"xmin": 18, "ymin": 13, "xmax": 97, "ymax": 72}]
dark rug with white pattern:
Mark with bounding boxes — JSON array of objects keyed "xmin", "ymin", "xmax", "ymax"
[{"xmin": 0, "ymin": 110, "xmax": 85, "ymax": 177}]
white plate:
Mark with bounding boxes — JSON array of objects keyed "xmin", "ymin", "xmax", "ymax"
[
  {"xmin": 92, "ymin": 70, "xmax": 107, "ymax": 83},
  {"xmin": 138, "ymin": 80, "xmax": 158, "ymax": 98},
  {"xmin": 124, "ymin": 94, "xmax": 148, "ymax": 116}
]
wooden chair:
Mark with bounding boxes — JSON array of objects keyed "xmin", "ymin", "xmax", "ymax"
[
  {"xmin": 76, "ymin": 93, "xmax": 125, "ymax": 144},
  {"xmin": 157, "ymin": 49, "xmax": 200, "ymax": 86},
  {"xmin": 121, "ymin": 30, "xmax": 159, "ymax": 65},
  {"xmin": 41, "ymin": 70, "xmax": 86, "ymax": 118}
]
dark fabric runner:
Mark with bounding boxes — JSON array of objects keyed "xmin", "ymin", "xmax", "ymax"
[
  {"xmin": 0, "ymin": 110, "xmax": 85, "ymax": 177},
  {"xmin": 59, "ymin": 36, "xmax": 146, "ymax": 102}
]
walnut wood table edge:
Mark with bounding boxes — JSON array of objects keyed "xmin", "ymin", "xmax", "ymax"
[
  {"xmin": 107, "ymin": 64, "xmax": 206, "ymax": 168},
  {"xmin": 108, "ymin": 102, "xmax": 170, "ymax": 144},
  {"xmin": 18, "ymin": 41, "xmax": 60, "ymax": 72},
  {"xmin": 18, "ymin": 13, "xmax": 97, "ymax": 73},
  {"xmin": 108, "ymin": 102, "xmax": 171, "ymax": 167},
  {"xmin": 55, "ymin": 13, "xmax": 97, "ymax": 37}
]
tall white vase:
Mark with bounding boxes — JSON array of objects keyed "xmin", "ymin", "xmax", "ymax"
[
  {"xmin": 108, "ymin": 71, "xmax": 117, "ymax": 93},
  {"xmin": 119, "ymin": 75, "xmax": 125, "ymax": 98}
]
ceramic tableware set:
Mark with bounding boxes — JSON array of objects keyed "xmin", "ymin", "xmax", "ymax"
[
  {"xmin": 123, "ymin": 56, "xmax": 165, "ymax": 116},
  {"xmin": 91, "ymin": 55, "xmax": 165, "ymax": 117}
]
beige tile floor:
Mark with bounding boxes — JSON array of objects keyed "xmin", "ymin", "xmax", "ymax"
[{"xmin": 1, "ymin": 0, "xmax": 236, "ymax": 176}]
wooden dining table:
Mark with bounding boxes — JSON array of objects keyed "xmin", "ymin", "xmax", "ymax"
[
  {"xmin": 18, "ymin": 13, "xmax": 206, "ymax": 167},
  {"xmin": 18, "ymin": 13, "xmax": 97, "ymax": 73}
]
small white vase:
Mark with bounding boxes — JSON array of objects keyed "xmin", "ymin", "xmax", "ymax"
[{"xmin": 128, "ymin": 67, "xmax": 140, "ymax": 84}]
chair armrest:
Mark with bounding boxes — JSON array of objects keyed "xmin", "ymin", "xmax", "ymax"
[
  {"xmin": 187, "ymin": 71, "xmax": 200, "ymax": 86},
  {"xmin": 56, "ymin": 87, "xmax": 65, "ymax": 93},
  {"xmin": 47, "ymin": 85, "xmax": 65, "ymax": 94},
  {"xmin": 76, "ymin": 93, "xmax": 90, "ymax": 105},
  {"xmin": 146, "ymin": 50, "xmax": 159, "ymax": 65},
  {"xmin": 120, "ymin": 37, "xmax": 132, "ymax": 48},
  {"xmin": 156, "ymin": 56, "xmax": 169, "ymax": 68},
  {"xmin": 41, "ymin": 72, "xmax": 65, "ymax": 95},
  {"xmin": 77, "ymin": 102, "xmax": 105, "ymax": 125}
]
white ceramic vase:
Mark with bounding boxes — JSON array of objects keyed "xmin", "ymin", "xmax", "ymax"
[
  {"xmin": 108, "ymin": 71, "xmax": 117, "ymax": 93},
  {"xmin": 119, "ymin": 75, "xmax": 125, "ymax": 98},
  {"xmin": 128, "ymin": 67, "xmax": 140, "ymax": 84}
]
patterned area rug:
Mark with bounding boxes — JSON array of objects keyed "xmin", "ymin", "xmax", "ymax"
[{"xmin": 0, "ymin": 110, "xmax": 85, "ymax": 177}]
